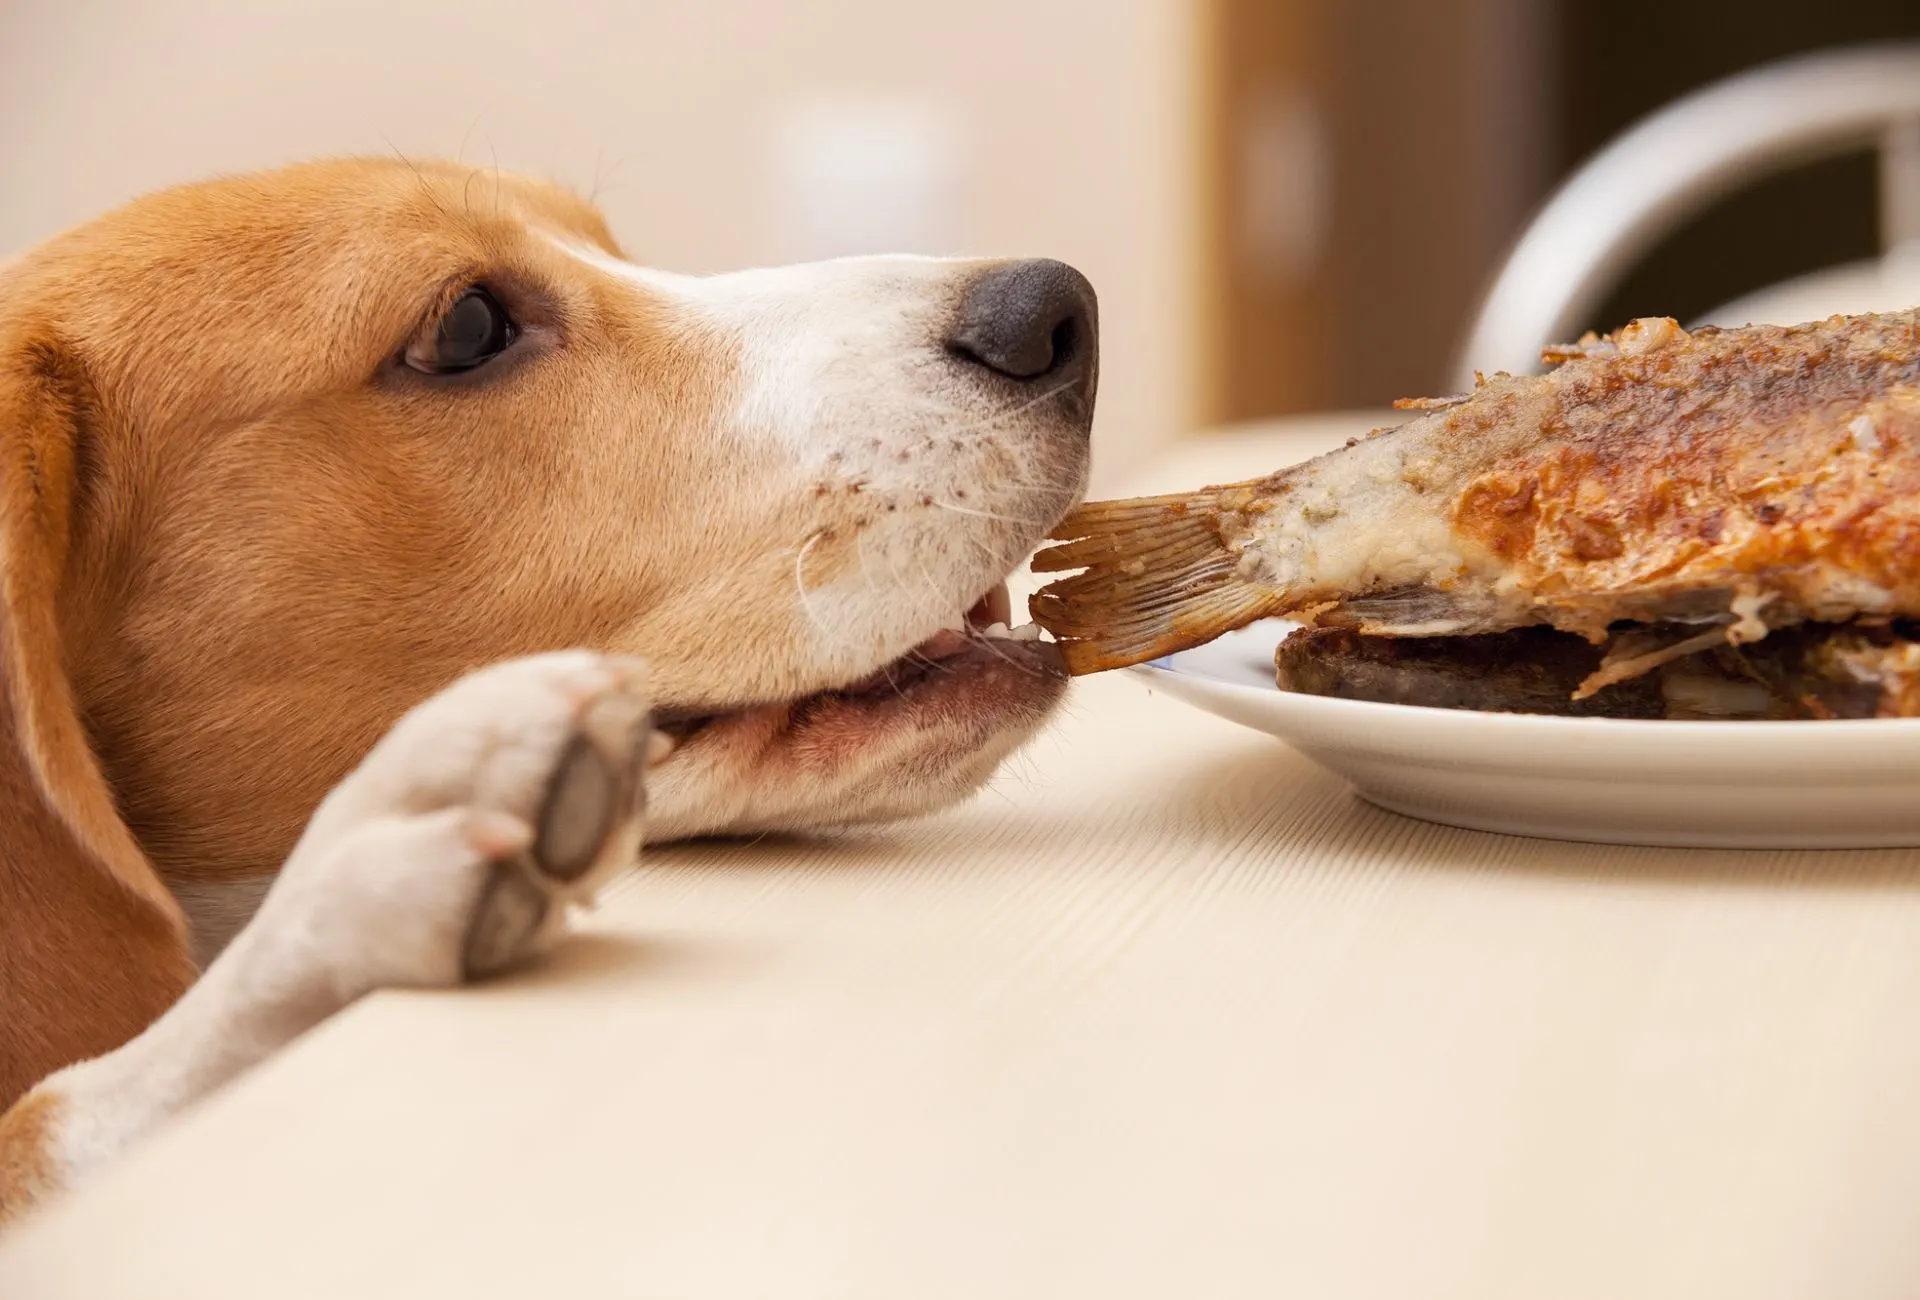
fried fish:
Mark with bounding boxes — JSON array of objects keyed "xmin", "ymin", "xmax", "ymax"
[{"xmin": 1030, "ymin": 310, "xmax": 1920, "ymax": 714}]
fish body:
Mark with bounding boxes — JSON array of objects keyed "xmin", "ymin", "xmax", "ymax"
[{"xmin": 1032, "ymin": 311, "xmax": 1920, "ymax": 681}]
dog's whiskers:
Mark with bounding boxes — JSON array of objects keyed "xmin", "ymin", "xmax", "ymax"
[
  {"xmin": 790, "ymin": 528, "xmax": 864, "ymax": 654},
  {"xmin": 925, "ymin": 377, "xmax": 1081, "ymax": 441}
]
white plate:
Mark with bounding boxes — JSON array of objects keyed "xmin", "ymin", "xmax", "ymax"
[{"xmin": 1135, "ymin": 624, "xmax": 1920, "ymax": 848}]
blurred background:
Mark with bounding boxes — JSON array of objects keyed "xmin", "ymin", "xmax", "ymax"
[{"xmin": 3, "ymin": 1, "xmax": 1919, "ymax": 485}]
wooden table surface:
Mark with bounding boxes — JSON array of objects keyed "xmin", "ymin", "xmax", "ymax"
[{"xmin": 7, "ymin": 417, "xmax": 1920, "ymax": 1299}]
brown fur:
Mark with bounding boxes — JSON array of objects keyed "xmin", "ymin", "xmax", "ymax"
[
  {"xmin": 0, "ymin": 160, "xmax": 720, "ymax": 1099},
  {"xmin": 0, "ymin": 321, "xmax": 195, "ymax": 1102},
  {"xmin": 0, "ymin": 1091, "xmax": 62, "ymax": 1224}
]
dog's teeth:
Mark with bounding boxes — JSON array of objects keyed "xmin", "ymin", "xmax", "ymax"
[
  {"xmin": 981, "ymin": 621, "xmax": 1011, "ymax": 639},
  {"xmin": 1007, "ymin": 622, "xmax": 1044, "ymax": 642}
]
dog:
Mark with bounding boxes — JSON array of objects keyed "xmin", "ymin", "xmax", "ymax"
[{"xmin": 0, "ymin": 157, "xmax": 1096, "ymax": 1220}]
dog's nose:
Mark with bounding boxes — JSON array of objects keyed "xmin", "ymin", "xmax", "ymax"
[{"xmin": 948, "ymin": 259, "xmax": 1098, "ymax": 384}]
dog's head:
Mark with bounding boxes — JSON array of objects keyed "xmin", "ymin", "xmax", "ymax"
[{"xmin": 0, "ymin": 158, "xmax": 1094, "ymax": 944}]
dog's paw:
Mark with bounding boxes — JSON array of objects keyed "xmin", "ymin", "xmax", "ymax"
[{"xmin": 251, "ymin": 652, "xmax": 662, "ymax": 1001}]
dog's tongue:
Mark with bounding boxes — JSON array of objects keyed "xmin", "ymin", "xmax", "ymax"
[{"xmin": 968, "ymin": 582, "xmax": 1013, "ymax": 629}]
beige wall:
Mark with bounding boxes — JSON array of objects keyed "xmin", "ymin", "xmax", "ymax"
[{"xmin": 0, "ymin": 0, "xmax": 1204, "ymax": 485}]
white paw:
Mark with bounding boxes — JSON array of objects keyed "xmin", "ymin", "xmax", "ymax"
[{"xmin": 244, "ymin": 652, "xmax": 661, "ymax": 1002}]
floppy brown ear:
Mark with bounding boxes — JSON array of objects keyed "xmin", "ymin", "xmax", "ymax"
[{"xmin": 0, "ymin": 318, "xmax": 193, "ymax": 1106}]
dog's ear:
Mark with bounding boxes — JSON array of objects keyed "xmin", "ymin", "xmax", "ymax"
[{"xmin": 0, "ymin": 315, "xmax": 193, "ymax": 1105}]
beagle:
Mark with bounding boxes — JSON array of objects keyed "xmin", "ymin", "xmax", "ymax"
[{"xmin": 0, "ymin": 158, "xmax": 1096, "ymax": 1220}]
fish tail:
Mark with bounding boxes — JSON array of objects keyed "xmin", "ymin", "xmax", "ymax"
[{"xmin": 1029, "ymin": 481, "xmax": 1284, "ymax": 674}]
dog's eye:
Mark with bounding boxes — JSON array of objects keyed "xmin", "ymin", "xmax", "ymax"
[{"xmin": 406, "ymin": 287, "xmax": 516, "ymax": 374}]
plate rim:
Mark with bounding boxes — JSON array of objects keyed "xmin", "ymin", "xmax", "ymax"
[{"xmin": 1129, "ymin": 626, "xmax": 1920, "ymax": 846}]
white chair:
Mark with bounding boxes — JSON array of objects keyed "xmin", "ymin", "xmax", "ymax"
[{"xmin": 1452, "ymin": 44, "xmax": 1920, "ymax": 391}]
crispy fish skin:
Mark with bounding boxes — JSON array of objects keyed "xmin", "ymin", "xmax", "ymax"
[{"xmin": 1032, "ymin": 311, "xmax": 1920, "ymax": 674}]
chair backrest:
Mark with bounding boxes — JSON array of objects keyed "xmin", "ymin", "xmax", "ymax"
[{"xmin": 1452, "ymin": 44, "xmax": 1920, "ymax": 391}]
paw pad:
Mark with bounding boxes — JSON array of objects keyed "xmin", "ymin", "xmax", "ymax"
[{"xmin": 460, "ymin": 690, "xmax": 656, "ymax": 980}]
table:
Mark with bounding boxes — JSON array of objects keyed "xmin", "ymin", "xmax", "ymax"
[{"xmin": 7, "ymin": 417, "xmax": 1920, "ymax": 1299}]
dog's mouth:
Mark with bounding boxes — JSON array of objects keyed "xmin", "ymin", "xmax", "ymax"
[{"xmin": 648, "ymin": 579, "xmax": 1065, "ymax": 750}]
